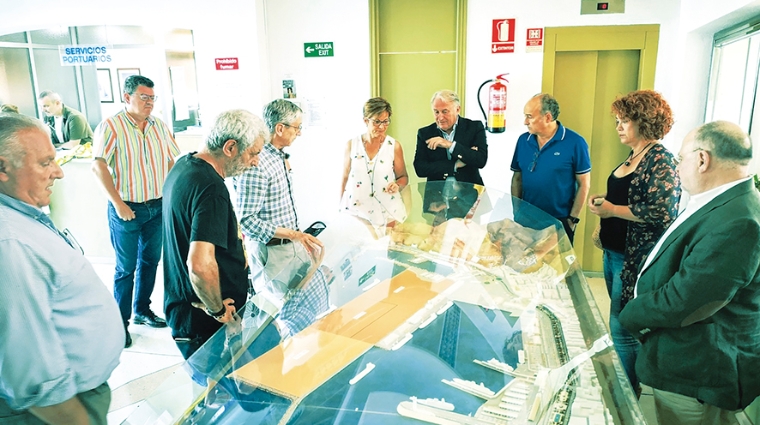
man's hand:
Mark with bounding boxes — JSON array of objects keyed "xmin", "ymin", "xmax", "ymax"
[
  {"xmin": 455, "ymin": 160, "xmax": 466, "ymax": 169},
  {"xmin": 192, "ymin": 298, "xmax": 238, "ymax": 323},
  {"xmin": 425, "ymin": 136, "xmax": 452, "ymax": 150},
  {"xmin": 114, "ymin": 200, "xmax": 136, "ymax": 221},
  {"xmin": 291, "ymin": 231, "xmax": 324, "ymax": 254}
]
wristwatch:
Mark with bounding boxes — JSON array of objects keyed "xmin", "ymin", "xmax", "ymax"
[
  {"xmin": 205, "ymin": 303, "xmax": 227, "ymax": 319},
  {"xmin": 568, "ymin": 216, "xmax": 580, "ymax": 224}
]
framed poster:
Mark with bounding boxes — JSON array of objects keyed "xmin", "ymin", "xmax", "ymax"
[
  {"xmin": 96, "ymin": 69, "xmax": 114, "ymax": 103},
  {"xmin": 116, "ymin": 68, "xmax": 141, "ymax": 101}
]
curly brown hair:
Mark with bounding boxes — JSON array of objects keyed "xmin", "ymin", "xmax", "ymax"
[{"xmin": 611, "ymin": 90, "xmax": 674, "ymax": 140}]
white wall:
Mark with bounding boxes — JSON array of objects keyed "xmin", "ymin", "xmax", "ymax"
[
  {"xmin": 464, "ymin": 0, "xmax": 683, "ymax": 194},
  {"xmin": 2, "ymin": 0, "xmax": 759, "ymax": 225},
  {"xmin": 260, "ymin": 0, "xmax": 370, "ymax": 227}
]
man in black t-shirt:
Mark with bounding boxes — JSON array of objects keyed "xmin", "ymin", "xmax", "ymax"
[{"xmin": 162, "ymin": 109, "xmax": 269, "ymax": 359}]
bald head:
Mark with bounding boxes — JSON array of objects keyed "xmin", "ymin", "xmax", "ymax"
[
  {"xmin": 692, "ymin": 121, "xmax": 752, "ymax": 166},
  {"xmin": 678, "ymin": 121, "xmax": 752, "ymax": 195}
]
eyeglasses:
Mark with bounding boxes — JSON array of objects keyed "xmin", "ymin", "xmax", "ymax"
[
  {"xmin": 282, "ymin": 123, "xmax": 303, "ymax": 131},
  {"xmin": 369, "ymin": 118, "xmax": 391, "ymax": 127},
  {"xmin": 136, "ymin": 94, "xmax": 158, "ymax": 102},
  {"xmin": 529, "ymin": 151, "xmax": 540, "ymax": 172},
  {"xmin": 675, "ymin": 147, "xmax": 706, "ymax": 164}
]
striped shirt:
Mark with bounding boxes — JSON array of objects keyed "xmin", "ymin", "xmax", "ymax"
[
  {"xmin": 93, "ymin": 109, "xmax": 180, "ymax": 203},
  {"xmin": 233, "ymin": 143, "xmax": 299, "ymax": 243}
]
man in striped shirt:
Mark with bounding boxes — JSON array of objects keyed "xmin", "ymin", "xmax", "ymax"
[{"xmin": 91, "ymin": 75, "xmax": 181, "ymax": 347}]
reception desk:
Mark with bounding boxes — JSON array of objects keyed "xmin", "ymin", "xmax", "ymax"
[{"xmin": 49, "ymin": 157, "xmax": 114, "ymax": 259}]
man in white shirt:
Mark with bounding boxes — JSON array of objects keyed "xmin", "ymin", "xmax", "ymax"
[{"xmin": 619, "ymin": 121, "xmax": 760, "ymax": 425}]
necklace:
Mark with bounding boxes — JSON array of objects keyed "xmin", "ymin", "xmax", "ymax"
[{"xmin": 624, "ymin": 143, "xmax": 653, "ymax": 166}]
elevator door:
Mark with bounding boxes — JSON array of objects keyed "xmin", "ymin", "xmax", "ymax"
[
  {"xmin": 372, "ymin": 0, "xmax": 466, "ymax": 221},
  {"xmin": 543, "ymin": 25, "xmax": 660, "ymax": 272}
]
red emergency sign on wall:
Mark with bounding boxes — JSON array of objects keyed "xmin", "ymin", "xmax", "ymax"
[
  {"xmin": 526, "ymin": 28, "xmax": 544, "ymax": 47},
  {"xmin": 215, "ymin": 58, "xmax": 239, "ymax": 70},
  {"xmin": 526, "ymin": 28, "xmax": 544, "ymax": 53},
  {"xmin": 491, "ymin": 19, "xmax": 516, "ymax": 54}
]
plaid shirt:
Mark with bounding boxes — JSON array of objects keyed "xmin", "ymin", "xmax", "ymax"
[
  {"xmin": 234, "ymin": 143, "xmax": 299, "ymax": 243},
  {"xmin": 93, "ymin": 110, "xmax": 180, "ymax": 202}
]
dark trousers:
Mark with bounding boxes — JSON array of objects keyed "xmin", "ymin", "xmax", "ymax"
[
  {"xmin": 108, "ymin": 199, "xmax": 163, "ymax": 324},
  {"xmin": 560, "ymin": 217, "xmax": 576, "ymax": 245}
]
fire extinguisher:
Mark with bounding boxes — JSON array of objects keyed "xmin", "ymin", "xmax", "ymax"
[{"xmin": 477, "ymin": 74, "xmax": 509, "ymax": 133}]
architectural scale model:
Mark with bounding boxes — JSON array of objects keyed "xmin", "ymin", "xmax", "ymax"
[{"xmin": 126, "ymin": 191, "xmax": 643, "ymax": 425}]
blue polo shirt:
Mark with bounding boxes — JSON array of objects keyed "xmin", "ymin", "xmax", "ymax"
[{"xmin": 510, "ymin": 121, "xmax": 591, "ymax": 219}]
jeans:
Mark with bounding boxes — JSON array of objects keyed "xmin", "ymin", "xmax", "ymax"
[
  {"xmin": 603, "ymin": 248, "xmax": 641, "ymax": 390},
  {"xmin": 108, "ymin": 199, "xmax": 163, "ymax": 324}
]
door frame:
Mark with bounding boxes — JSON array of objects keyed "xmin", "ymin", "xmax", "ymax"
[
  {"xmin": 369, "ymin": 0, "xmax": 468, "ymax": 113},
  {"xmin": 542, "ymin": 24, "xmax": 660, "ymax": 271},
  {"xmin": 543, "ymin": 24, "xmax": 659, "ymax": 93}
]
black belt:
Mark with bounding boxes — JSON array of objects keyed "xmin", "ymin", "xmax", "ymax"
[
  {"xmin": 125, "ymin": 198, "xmax": 162, "ymax": 206},
  {"xmin": 266, "ymin": 238, "xmax": 292, "ymax": 246}
]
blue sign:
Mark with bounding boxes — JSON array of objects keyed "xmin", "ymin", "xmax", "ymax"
[{"xmin": 59, "ymin": 45, "xmax": 112, "ymax": 66}]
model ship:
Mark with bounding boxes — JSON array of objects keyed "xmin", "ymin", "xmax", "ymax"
[{"xmin": 441, "ymin": 378, "xmax": 496, "ymax": 399}]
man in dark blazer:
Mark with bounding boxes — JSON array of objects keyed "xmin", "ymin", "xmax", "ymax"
[
  {"xmin": 619, "ymin": 120, "xmax": 760, "ymax": 425},
  {"xmin": 413, "ymin": 89, "xmax": 488, "ymax": 223}
]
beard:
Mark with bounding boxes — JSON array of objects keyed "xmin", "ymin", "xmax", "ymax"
[{"xmin": 224, "ymin": 155, "xmax": 249, "ymax": 177}]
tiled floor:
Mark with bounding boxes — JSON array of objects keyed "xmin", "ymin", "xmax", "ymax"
[
  {"xmin": 88, "ymin": 259, "xmax": 184, "ymax": 425},
  {"xmin": 586, "ymin": 274, "xmax": 658, "ymax": 425},
  {"xmin": 93, "ymin": 258, "xmax": 657, "ymax": 424}
]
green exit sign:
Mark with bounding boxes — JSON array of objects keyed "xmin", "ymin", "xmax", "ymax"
[{"xmin": 304, "ymin": 42, "xmax": 334, "ymax": 58}]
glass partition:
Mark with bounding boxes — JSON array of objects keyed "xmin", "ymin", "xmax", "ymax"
[{"xmin": 125, "ymin": 181, "xmax": 643, "ymax": 425}]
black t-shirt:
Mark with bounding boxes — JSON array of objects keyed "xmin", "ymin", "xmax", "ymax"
[
  {"xmin": 599, "ymin": 169, "xmax": 634, "ymax": 253},
  {"xmin": 163, "ymin": 153, "xmax": 249, "ymax": 339}
]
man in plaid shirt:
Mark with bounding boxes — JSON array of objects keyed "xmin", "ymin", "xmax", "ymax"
[{"xmin": 233, "ymin": 100, "xmax": 328, "ymax": 331}]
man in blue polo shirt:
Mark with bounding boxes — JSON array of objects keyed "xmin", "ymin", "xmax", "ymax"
[{"xmin": 510, "ymin": 94, "xmax": 591, "ymax": 243}]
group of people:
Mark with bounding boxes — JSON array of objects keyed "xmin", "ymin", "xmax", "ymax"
[
  {"xmin": 1, "ymin": 74, "xmax": 759, "ymax": 425},
  {"xmin": 341, "ymin": 89, "xmax": 760, "ymax": 425}
]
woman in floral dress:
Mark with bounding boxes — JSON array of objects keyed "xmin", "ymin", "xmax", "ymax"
[
  {"xmin": 340, "ymin": 97, "xmax": 409, "ymax": 227},
  {"xmin": 588, "ymin": 90, "xmax": 681, "ymax": 395}
]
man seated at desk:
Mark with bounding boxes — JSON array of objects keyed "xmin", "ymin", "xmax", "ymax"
[{"xmin": 38, "ymin": 90, "xmax": 93, "ymax": 150}]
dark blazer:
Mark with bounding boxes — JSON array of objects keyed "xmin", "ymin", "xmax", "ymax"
[
  {"xmin": 413, "ymin": 117, "xmax": 488, "ymax": 213},
  {"xmin": 619, "ymin": 179, "xmax": 760, "ymax": 410}
]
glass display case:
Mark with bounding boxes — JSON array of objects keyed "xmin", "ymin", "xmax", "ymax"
[{"xmin": 125, "ymin": 182, "xmax": 644, "ymax": 425}]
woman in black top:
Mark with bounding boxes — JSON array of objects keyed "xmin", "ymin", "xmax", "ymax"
[{"xmin": 588, "ymin": 90, "xmax": 681, "ymax": 394}]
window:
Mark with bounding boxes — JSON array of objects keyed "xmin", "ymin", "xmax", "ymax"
[
  {"xmin": 705, "ymin": 19, "xmax": 760, "ymax": 131},
  {"xmin": 706, "ymin": 17, "xmax": 760, "ymax": 173}
]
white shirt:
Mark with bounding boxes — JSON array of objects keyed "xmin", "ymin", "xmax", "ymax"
[
  {"xmin": 634, "ymin": 176, "xmax": 752, "ymax": 298},
  {"xmin": 54, "ymin": 115, "xmax": 65, "ymax": 144}
]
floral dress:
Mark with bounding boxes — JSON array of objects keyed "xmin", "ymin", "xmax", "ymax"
[
  {"xmin": 341, "ymin": 134, "xmax": 407, "ymax": 226},
  {"xmin": 620, "ymin": 143, "xmax": 681, "ymax": 305}
]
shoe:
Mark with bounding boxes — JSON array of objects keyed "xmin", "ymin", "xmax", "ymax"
[
  {"xmin": 125, "ymin": 329, "xmax": 133, "ymax": 348},
  {"xmin": 133, "ymin": 310, "xmax": 168, "ymax": 328}
]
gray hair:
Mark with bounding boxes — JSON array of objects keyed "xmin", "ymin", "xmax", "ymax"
[
  {"xmin": 124, "ymin": 75, "xmax": 154, "ymax": 96},
  {"xmin": 206, "ymin": 109, "xmax": 269, "ymax": 154},
  {"xmin": 38, "ymin": 91, "xmax": 62, "ymax": 101},
  {"xmin": 0, "ymin": 113, "xmax": 50, "ymax": 167},
  {"xmin": 694, "ymin": 120, "xmax": 752, "ymax": 165},
  {"xmin": 263, "ymin": 99, "xmax": 302, "ymax": 134},
  {"xmin": 430, "ymin": 90, "xmax": 460, "ymax": 107},
  {"xmin": 533, "ymin": 93, "xmax": 560, "ymax": 121}
]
